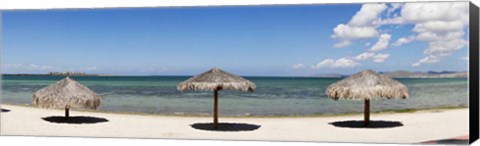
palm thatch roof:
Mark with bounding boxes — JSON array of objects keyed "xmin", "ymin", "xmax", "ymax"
[
  {"xmin": 32, "ymin": 77, "xmax": 101, "ymax": 110},
  {"xmin": 177, "ymin": 67, "xmax": 256, "ymax": 92},
  {"xmin": 326, "ymin": 70, "xmax": 409, "ymax": 100}
]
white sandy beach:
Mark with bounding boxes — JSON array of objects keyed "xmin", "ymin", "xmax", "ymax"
[{"xmin": 0, "ymin": 104, "xmax": 469, "ymax": 144}]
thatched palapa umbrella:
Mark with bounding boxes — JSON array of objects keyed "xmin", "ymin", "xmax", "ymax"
[
  {"xmin": 33, "ymin": 77, "xmax": 101, "ymax": 118},
  {"xmin": 326, "ymin": 70, "xmax": 408, "ymax": 127},
  {"xmin": 177, "ymin": 67, "xmax": 256, "ymax": 129}
]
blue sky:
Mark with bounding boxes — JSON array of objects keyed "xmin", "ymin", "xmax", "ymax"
[{"xmin": 1, "ymin": 2, "xmax": 470, "ymax": 76}]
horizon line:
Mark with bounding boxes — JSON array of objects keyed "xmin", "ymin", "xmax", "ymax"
[{"xmin": 1, "ymin": 69, "xmax": 470, "ymax": 77}]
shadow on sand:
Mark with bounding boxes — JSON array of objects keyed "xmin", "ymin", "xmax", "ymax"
[
  {"xmin": 191, "ymin": 123, "xmax": 261, "ymax": 132},
  {"xmin": 1, "ymin": 108, "xmax": 11, "ymax": 112},
  {"xmin": 422, "ymin": 139, "xmax": 469, "ymax": 145},
  {"xmin": 329, "ymin": 120, "xmax": 403, "ymax": 129},
  {"xmin": 42, "ymin": 116, "xmax": 109, "ymax": 124}
]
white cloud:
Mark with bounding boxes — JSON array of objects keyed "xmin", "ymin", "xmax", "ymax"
[
  {"xmin": 412, "ymin": 55, "xmax": 441, "ymax": 66},
  {"xmin": 373, "ymin": 53, "xmax": 390, "ymax": 63},
  {"xmin": 327, "ymin": 2, "xmax": 469, "ymax": 67},
  {"xmin": 392, "ymin": 35, "xmax": 415, "ymax": 46},
  {"xmin": 353, "ymin": 51, "xmax": 390, "ymax": 64},
  {"xmin": 413, "ymin": 30, "xmax": 467, "ymax": 66},
  {"xmin": 331, "ymin": 3, "xmax": 387, "ymax": 48},
  {"xmin": 421, "ymin": 55, "xmax": 440, "ymax": 63},
  {"xmin": 419, "ymin": 55, "xmax": 440, "ymax": 63},
  {"xmin": 292, "ymin": 63, "xmax": 305, "ymax": 69},
  {"xmin": 355, "ymin": 52, "xmax": 376, "ymax": 61},
  {"xmin": 311, "ymin": 58, "xmax": 359, "ymax": 69},
  {"xmin": 415, "ymin": 30, "xmax": 465, "ymax": 42},
  {"xmin": 399, "ymin": 2, "xmax": 468, "ymax": 24},
  {"xmin": 369, "ymin": 33, "xmax": 392, "ymax": 51},
  {"xmin": 461, "ymin": 56, "xmax": 469, "ymax": 61},
  {"xmin": 379, "ymin": 2, "xmax": 469, "ymax": 66},
  {"xmin": 331, "ymin": 24, "xmax": 379, "ymax": 40},
  {"xmin": 348, "ymin": 3, "xmax": 389, "ymax": 26},
  {"xmin": 423, "ymin": 38, "xmax": 467, "ymax": 56},
  {"xmin": 333, "ymin": 40, "xmax": 352, "ymax": 48},
  {"xmin": 413, "ymin": 21, "xmax": 465, "ymax": 33}
]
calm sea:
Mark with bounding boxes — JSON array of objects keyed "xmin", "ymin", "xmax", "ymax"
[{"xmin": 1, "ymin": 75, "xmax": 469, "ymax": 116}]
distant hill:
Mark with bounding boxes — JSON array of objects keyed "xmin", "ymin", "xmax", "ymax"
[
  {"xmin": 426, "ymin": 71, "xmax": 458, "ymax": 74},
  {"xmin": 380, "ymin": 71, "xmax": 468, "ymax": 78},
  {"xmin": 314, "ymin": 70, "xmax": 468, "ymax": 78}
]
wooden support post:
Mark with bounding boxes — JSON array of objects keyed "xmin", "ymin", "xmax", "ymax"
[
  {"xmin": 213, "ymin": 90, "xmax": 219, "ymax": 129},
  {"xmin": 65, "ymin": 107, "xmax": 70, "ymax": 118},
  {"xmin": 364, "ymin": 99, "xmax": 370, "ymax": 127}
]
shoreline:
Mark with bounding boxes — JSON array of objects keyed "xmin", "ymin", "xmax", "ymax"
[{"xmin": 0, "ymin": 103, "xmax": 469, "ymax": 118}]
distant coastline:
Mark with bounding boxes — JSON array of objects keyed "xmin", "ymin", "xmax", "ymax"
[
  {"xmin": 1, "ymin": 70, "xmax": 469, "ymax": 78},
  {"xmin": 1, "ymin": 73, "xmax": 111, "ymax": 77},
  {"xmin": 314, "ymin": 70, "xmax": 469, "ymax": 78}
]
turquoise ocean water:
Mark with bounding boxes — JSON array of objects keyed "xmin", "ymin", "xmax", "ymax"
[{"xmin": 1, "ymin": 75, "xmax": 469, "ymax": 116}]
